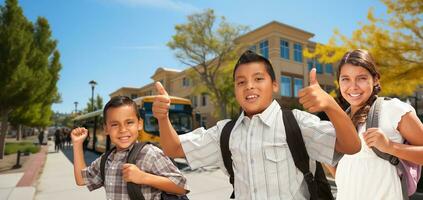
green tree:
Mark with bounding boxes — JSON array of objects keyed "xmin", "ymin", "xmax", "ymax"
[
  {"xmin": 9, "ymin": 20, "xmax": 62, "ymax": 140},
  {"xmin": 84, "ymin": 94, "xmax": 104, "ymax": 113},
  {"xmin": 0, "ymin": 0, "xmax": 61, "ymax": 158},
  {"xmin": 168, "ymin": 9, "xmax": 247, "ymax": 119},
  {"xmin": 305, "ymin": 0, "xmax": 423, "ymax": 96}
]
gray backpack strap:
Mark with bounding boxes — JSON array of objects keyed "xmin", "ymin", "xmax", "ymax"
[
  {"xmin": 369, "ymin": 97, "xmax": 410, "ymax": 200},
  {"xmin": 367, "ymin": 97, "xmax": 399, "ymax": 165}
]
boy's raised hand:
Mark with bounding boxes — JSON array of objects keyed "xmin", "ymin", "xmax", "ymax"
[
  {"xmin": 70, "ymin": 127, "xmax": 88, "ymax": 145},
  {"xmin": 153, "ymin": 82, "xmax": 171, "ymax": 120},
  {"xmin": 298, "ymin": 68, "xmax": 335, "ymax": 113}
]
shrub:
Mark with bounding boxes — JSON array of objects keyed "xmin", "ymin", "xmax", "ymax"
[{"xmin": 5, "ymin": 142, "xmax": 40, "ymax": 155}]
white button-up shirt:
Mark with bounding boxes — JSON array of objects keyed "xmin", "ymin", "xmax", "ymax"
[{"xmin": 180, "ymin": 100, "xmax": 341, "ymax": 200}]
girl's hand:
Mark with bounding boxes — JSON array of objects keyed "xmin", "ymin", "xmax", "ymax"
[{"xmin": 363, "ymin": 128, "xmax": 392, "ymax": 153}]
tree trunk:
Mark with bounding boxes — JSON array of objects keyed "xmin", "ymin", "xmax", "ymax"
[
  {"xmin": 219, "ymin": 102, "xmax": 228, "ymax": 119},
  {"xmin": 214, "ymin": 88, "xmax": 228, "ymax": 119},
  {"xmin": 0, "ymin": 109, "xmax": 10, "ymax": 159},
  {"xmin": 16, "ymin": 124, "xmax": 22, "ymax": 141}
]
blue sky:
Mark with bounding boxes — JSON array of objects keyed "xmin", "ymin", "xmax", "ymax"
[{"xmin": 15, "ymin": 0, "xmax": 387, "ymax": 113}]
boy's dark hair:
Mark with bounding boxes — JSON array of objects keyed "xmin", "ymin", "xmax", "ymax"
[
  {"xmin": 233, "ymin": 50, "xmax": 276, "ymax": 81},
  {"xmin": 103, "ymin": 96, "xmax": 140, "ymax": 124}
]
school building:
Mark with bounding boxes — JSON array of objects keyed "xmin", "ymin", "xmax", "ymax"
[{"xmin": 109, "ymin": 21, "xmax": 340, "ymax": 128}]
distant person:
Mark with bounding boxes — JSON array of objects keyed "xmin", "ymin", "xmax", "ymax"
[
  {"xmin": 65, "ymin": 129, "xmax": 72, "ymax": 148},
  {"xmin": 54, "ymin": 129, "xmax": 62, "ymax": 152},
  {"xmin": 38, "ymin": 130, "xmax": 44, "ymax": 146},
  {"xmin": 71, "ymin": 96, "xmax": 188, "ymax": 199}
]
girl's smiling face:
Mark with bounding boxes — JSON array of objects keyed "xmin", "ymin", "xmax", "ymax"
[{"xmin": 339, "ymin": 63, "xmax": 379, "ymax": 113}]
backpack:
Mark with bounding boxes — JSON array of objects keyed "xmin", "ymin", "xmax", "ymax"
[
  {"xmin": 365, "ymin": 97, "xmax": 422, "ymax": 199},
  {"xmin": 100, "ymin": 142, "xmax": 189, "ymax": 200},
  {"xmin": 220, "ymin": 101, "xmax": 334, "ymax": 200}
]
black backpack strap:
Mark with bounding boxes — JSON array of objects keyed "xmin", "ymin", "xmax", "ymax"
[
  {"xmin": 220, "ymin": 120, "xmax": 237, "ymax": 199},
  {"xmin": 126, "ymin": 142, "xmax": 149, "ymax": 200},
  {"xmin": 100, "ymin": 146, "xmax": 116, "ymax": 184},
  {"xmin": 282, "ymin": 109, "xmax": 319, "ymax": 200},
  {"xmin": 367, "ymin": 97, "xmax": 399, "ymax": 165}
]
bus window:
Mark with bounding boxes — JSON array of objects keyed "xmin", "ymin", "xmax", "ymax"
[
  {"xmin": 144, "ymin": 113, "xmax": 159, "ymax": 135},
  {"xmin": 169, "ymin": 112, "xmax": 192, "ymax": 134}
]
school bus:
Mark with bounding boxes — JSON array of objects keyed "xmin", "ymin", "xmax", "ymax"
[{"xmin": 73, "ymin": 95, "xmax": 194, "ymax": 153}]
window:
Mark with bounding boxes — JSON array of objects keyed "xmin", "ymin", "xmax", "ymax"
[
  {"xmin": 294, "ymin": 43, "xmax": 303, "ymax": 62},
  {"xmin": 259, "ymin": 40, "xmax": 269, "ymax": 58},
  {"xmin": 280, "ymin": 75, "xmax": 292, "ymax": 97},
  {"xmin": 182, "ymin": 77, "xmax": 190, "ymax": 87},
  {"xmin": 249, "ymin": 45, "xmax": 256, "ymax": 52},
  {"xmin": 280, "ymin": 40, "xmax": 289, "ymax": 59},
  {"xmin": 307, "ymin": 60, "xmax": 314, "ymax": 71},
  {"xmin": 325, "ymin": 64, "xmax": 333, "ymax": 74},
  {"xmin": 191, "ymin": 95, "xmax": 198, "ymax": 107},
  {"xmin": 316, "ymin": 62, "xmax": 323, "ymax": 74},
  {"xmin": 201, "ymin": 116, "xmax": 207, "ymax": 128},
  {"xmin": 201, "ymin": 93, "xmax": 207, "ymax": 106},
  {"xmin": 294, "ymin": 78, "xmax": 303, "ymax": 97},
  {"xmin": 130, "ymin": 94, "xmax": 138, "ymax": 99},
  {"xmin": 143, "ymin": 90, "xmax": 153, "ymax": 96}
]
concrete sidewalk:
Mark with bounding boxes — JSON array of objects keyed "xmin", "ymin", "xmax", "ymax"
[
  {"xmin": 34, "ymin": 141, "xmax": 105, "ymax": 200},
  {"xmin": 0, "ymin": 140, "xmax": 231, "ymax": 200},
  {"xmin": 0, "ymin": 142, "xmax": 48, "ymax": 200},
  {"xmin": 0, "ymin": 141, "xmax": 105, "ymax": 200}
]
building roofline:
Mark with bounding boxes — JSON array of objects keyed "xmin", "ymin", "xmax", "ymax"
[{"xmin": 237, "ymin": 21, "xmax": 315, "ymax": 41}]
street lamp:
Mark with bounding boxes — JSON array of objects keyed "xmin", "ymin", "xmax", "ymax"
[
  {"xmin": 74, "ymin": 101, "xmax": 78, "ymax": 113},
  {"xmin": 89, "ymin": 80, "xmax": 97, "ymax": 112},
  {"xmin": 88, "ymin": 80, "xmax": 97, "ymax": 152}
]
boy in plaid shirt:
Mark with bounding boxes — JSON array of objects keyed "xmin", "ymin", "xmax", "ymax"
[{"xmin": 71, "ymin": 96, "xmax": 188, "ymax": 200}]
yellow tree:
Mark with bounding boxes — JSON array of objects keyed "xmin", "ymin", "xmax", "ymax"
[{"xmin": 305, "ymin": 0, "xmax": 423, "ymax": 96}]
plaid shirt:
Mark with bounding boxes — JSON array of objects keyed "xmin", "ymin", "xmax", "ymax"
[{"xmin": 82, "ymin": 143, "xmax": 188, "ymax": 200}]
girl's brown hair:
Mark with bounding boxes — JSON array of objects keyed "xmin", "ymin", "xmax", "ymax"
[{"xmin": 336, "ymin": 49, "xmax": 381, "ymax": 127}]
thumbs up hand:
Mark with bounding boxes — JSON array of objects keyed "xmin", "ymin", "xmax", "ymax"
[
  {"xmin": 153, "ymin": 82, "xmax": 171, "ymax": 120},
  {"xmin": 309, "ymin": 68, "xmax": 318, "ymax": 86},
  {"xmin": 298, "ymin": 68, "xmax": 336, "ymax": 113}
]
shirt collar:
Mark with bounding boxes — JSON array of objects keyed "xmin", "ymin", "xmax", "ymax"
[
  {"xmin": 232, "ymin": 100, "xmax": 280, "ymax": 129},
  {"xmin": 258, "ymin": 100, "xmax": 280, "ymax": 127},
  {"xmin": 108, "ymin": 142, "xmax": 136, "ymax": 161}
]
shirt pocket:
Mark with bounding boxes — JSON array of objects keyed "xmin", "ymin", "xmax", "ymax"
[{"xmin": 263, "ymin": 142, "xmax": 288, "ymax": 173}]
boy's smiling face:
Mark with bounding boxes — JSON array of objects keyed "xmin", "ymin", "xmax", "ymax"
[
  {"xmin": 104, "ymin": 105, "xmax": 141, "ymax": 151},
  {"xmin": 234, "ymin": 62, "xmax": 278, "ymax": 118}
]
